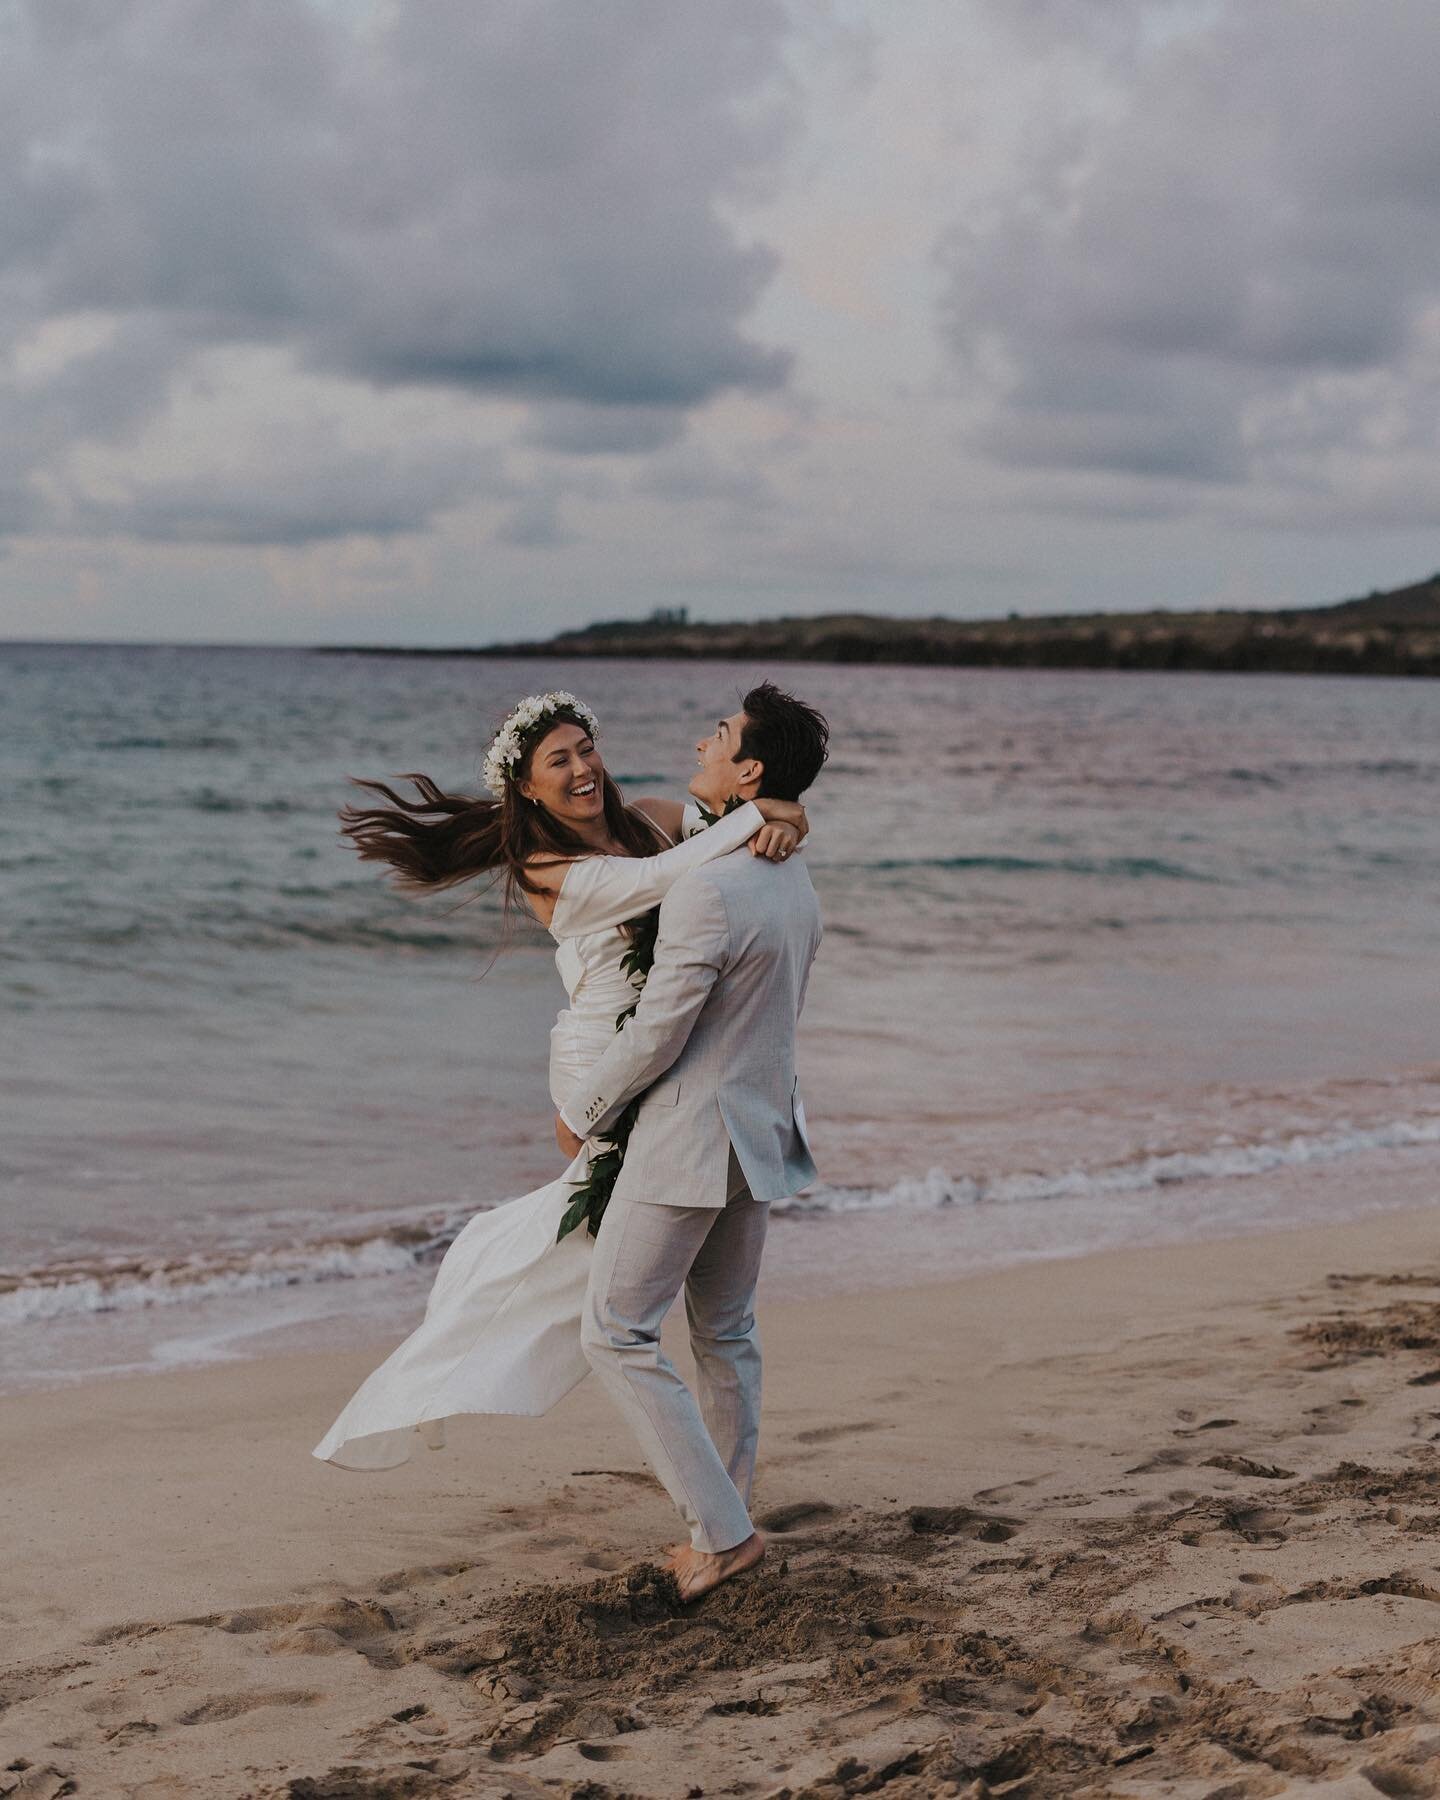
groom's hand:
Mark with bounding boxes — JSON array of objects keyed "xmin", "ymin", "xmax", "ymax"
[{"xmin": 556, "ymin": 1114, "xmax": 585, "ymax": 1159}]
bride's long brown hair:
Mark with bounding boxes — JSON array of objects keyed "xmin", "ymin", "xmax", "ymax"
[{"xmin": 339, "ymin": 704, "xmax": 666, "ymax": 920}]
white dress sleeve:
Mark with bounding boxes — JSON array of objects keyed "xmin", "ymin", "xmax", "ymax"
[{"xmin": 549, "ymin": 800, "xmax": 764, "ymax": 938}]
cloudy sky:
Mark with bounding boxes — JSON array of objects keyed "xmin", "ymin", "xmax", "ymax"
[{"xmin": 5, "ymin": 0, "xmax": 1440, "ymax": 644}]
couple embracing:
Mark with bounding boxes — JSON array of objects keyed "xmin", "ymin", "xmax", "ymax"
[{"xmin": 314, "ymin": 681, "xmax": 829, "ymax": 1602}]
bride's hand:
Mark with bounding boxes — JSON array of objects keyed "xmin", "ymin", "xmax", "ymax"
[
  {"xmin": 750, "ymin": 820, "xmax": 801, "ymax": 861},
  {"xmin": 753, "ymin": 797, "xmax": 808, "ymax": 840}
]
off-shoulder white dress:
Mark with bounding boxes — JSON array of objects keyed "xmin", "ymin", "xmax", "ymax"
[{"xmin": 312, "ymin": 800, "xmax": 766, "ymax": 1470}]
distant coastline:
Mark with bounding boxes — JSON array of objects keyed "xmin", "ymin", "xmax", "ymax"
[{"xmin": 317, "ymin": 573, "xmax": 1440, "ymax": 676}]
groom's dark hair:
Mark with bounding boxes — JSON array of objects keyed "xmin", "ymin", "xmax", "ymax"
[{"xmin": 736, "ymin": 681, "xmax": 829, "ymax": 801}]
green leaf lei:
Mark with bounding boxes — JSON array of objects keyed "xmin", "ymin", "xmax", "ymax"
[{"xmin": 554, "ymin": 798, "xmax": 738, "ymax": 1244}]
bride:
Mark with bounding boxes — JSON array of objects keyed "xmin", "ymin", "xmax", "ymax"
[{"xmin": 312, "ymin": 690, "xmax": 807, "ymax": 1471}]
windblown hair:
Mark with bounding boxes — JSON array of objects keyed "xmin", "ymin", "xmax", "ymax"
[
  {"xmin": 736, "ymin": 680, "xmax": 830, "ymax": 801},
  {"xmin": 339, "ymin": 704, "xmax": 665, "ymax": 921}
]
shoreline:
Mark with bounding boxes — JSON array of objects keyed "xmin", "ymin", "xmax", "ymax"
[
  {"xmin": 5, "ymin": 1131, "xmax": 1439, "ymax": 1401},
  {"xmin": 7, "ymin": 1195, "xmax": 1440, "ymax": 1793}
]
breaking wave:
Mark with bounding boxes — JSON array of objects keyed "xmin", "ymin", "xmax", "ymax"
[{"xmin": 7, "ymin": 1113, "xmax": 1440, "ymax": 1327}]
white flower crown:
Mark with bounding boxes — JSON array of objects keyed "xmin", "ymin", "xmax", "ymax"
[{"xmin": 482, "ymin": 690, "xmax": 601, "ymax": 798}]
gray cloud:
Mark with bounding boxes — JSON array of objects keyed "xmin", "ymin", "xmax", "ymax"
[
  {"xmin": 496, "ymin": 491, "xmax": 576, "ymax": 550},
  {"xmin": 69, "ymin": 438, "xmax": 512, "ymax": 546},
  {"xmin": 494, "ymin": 462, "xmax": 616, "ymax": 549},
  {"xmin": 632, "ymin": 442, "xmax": 779, "ymax": 514},
  {"xmin": 522, "ymin": 402, "xmax": 687, "ymax": 457},
  {"xmin": 975, "ymin": 351, "xmax": 1243, "ymax": 483},
  {"xmin": 0, "ymin": 0, "xmax": 798, "ymax": 542},
  {"xmin": 944, "ymin": 1, "xmax": 1440, "ymax": 517}
]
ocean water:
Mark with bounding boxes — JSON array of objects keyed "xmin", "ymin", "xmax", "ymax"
[{"xmin": 4, "ymin": 644, "xmax": 1440, "ymax": 1390}]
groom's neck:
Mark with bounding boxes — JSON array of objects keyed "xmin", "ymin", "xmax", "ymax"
[{"xmin": 714, "ymin": 783, "xmax": 759, "ymax": 812}]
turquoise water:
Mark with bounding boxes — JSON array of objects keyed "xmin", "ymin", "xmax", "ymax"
[{"xmin": 4, "ymin": 645, "xmax": 1439, "ymax": 1385}]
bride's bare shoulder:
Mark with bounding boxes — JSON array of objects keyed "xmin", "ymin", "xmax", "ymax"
[
  {"xmin": 631, "ymin": 796, "xmax": 685, "ymax": 843},
  {"xmin": 524, "ymin": 848, "xmax": 578, "ymax": 876},
  {"xmin": 518, "ymin": 853, "xmax": 576, "ymax": 921}
]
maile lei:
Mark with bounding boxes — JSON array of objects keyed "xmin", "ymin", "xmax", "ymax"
[{"xmin": 555, "ymin": 798, "xmax": 741, "ymax": 1243}]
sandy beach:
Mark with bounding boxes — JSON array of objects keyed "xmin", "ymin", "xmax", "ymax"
[{"xmin": 3, "ymin": 1199, "xmax": 1440, "ymax": 1797}]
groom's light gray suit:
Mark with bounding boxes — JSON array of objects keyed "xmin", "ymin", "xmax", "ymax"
[{"xmin": 560, "ymin": 845, "xmax": 822, "ymax": 1553}]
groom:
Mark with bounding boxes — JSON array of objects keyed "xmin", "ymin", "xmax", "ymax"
[{"xmin": 556, "ymin": 680, "xmax": 828, "ymax": 1601}]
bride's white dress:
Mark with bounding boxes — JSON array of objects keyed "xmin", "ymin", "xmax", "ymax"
[{"xmin": 312, "ymin": 799, "xmax": 766, "ymax": 1471}]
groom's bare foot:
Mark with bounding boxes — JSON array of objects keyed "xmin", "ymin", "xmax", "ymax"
[{"xmin": 666, "ymin": 1529, "xmax": 766, "ymax": 1601}]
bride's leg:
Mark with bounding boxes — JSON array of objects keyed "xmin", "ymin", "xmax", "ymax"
[{"xmin": 682, "ymin": 1156, "xmax": 769, "ymax": 1506}]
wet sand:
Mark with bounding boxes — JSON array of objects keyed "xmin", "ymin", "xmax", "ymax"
[{"xmin": 5, "ymin": 1199, "xmax": 1440, "ymax": 1797}]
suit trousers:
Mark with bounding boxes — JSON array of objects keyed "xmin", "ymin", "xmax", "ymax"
[{"xmin": 580, "ymin": 1146, "xmax": 768, "ymax": 1554}]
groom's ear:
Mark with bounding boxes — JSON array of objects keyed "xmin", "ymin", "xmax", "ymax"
[{"xmin": 732, "ymin": 755, "xmax": 764, "ymax": 795}]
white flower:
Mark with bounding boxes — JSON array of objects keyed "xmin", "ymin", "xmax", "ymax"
[{"xmin": 482, "ymin": 690, "xmax": 601, "ymax": 797}]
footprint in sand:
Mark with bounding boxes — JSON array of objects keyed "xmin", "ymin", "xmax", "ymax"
[
  {"xmin": 756, "ymin": 1500, "xmax": 840, "ymax": 1533},
  {"xmin": 973, "ymin": 1475, "xmax": 1047, "ymax": 1504},
  {"xmin": 1201, "ymin": 1453, "xmax": 1297, "ymax": 1480},
  {"xmin": 1282, "ymin": 1571, "xmax": 1440, "ymax": 1608},
  {"xmin": 101, "ymin": 1719, "xmax": 160, "ymax": 1744},
  {"xmin": 392, "ymin": 1705, "xmax": 449, "ymax": 1740},
  {"xmin": 85, "ymin": 1619, "xmax": 166, "ymax": 1647},
  {"xmin": 793, "ymin": 1420, "xmax": 888, "ymax": 1445},
  {"xmin": 1221, "ymin": 1505, "xmax": 1289, "ymax": 1544},
  {"xmin": 1170, "ymin": 1417, "xmax": 1240, "ymax": 1438},
  {"xmin": 578, "ymin": 1549, "xmax": 629, "ymax": 1572},
  {"xmin": 1126, "ymin": 1447, "xmax": 1194, "ymax": 1474},
  {"xmin": 370, "ymin": 1558, "xmax": 475, "ymax": 1592},
  {"xmin": 907, "ymin": 1504, "xmax": 1020, "ymax": 1543},
  {"xmin": 707, "ymin": 1696, "xmax": 783, "ymax": 1721},
  {"xmin": 186, "ymin": 1597, "xmax": 398, "ymax": 1640},
  {"xmin": 185, "ymin": 1596, "xmax": 405, "ymax": 1669},
  {"xmin": 1303, "ymin": 1397, "xmax": 1365, "ymax": 1436},
  {"xmin": 176, "ymin": 1690, "xmax": 324, "ymax": 1726}
]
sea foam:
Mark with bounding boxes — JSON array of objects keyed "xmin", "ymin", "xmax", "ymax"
[{"xmin": 6, "ymin": 1111, "xmax": 1440, "ymax": 1327}]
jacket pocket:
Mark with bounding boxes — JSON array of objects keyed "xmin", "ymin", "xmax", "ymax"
[{"xmin": 648, "ymin": 1078, "xmax": 682, "ymax": 1106}]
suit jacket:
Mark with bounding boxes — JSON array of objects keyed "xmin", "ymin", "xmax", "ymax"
[{"xmin": 560, "ymin": 846, "xmax": 822, "ymax": 1208}]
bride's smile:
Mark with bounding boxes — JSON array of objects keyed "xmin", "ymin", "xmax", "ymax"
[{"xmin": 518, "ymin": 722, "xmax": 608, "ymax": 830}]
